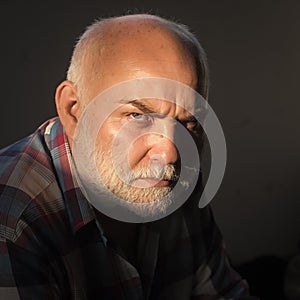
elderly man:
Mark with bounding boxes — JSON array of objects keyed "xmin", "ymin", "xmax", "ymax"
[{"xmin": 0, "ymin": 14, "xmax": 255, "ymax": 299}]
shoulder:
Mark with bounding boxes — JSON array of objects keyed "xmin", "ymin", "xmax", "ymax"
[
  {"xmin": 0, "ymin": 119, "xmax": 57, "ymax": 200},
  {"xmin": 0, "ymin": 120, "xmax": 68, "ymax": 245}
]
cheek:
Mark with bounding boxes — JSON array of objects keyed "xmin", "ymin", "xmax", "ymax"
[
  {"xmin": 96, "ymin": 121, "xmax": 151, "ymax": 170},
  {"xmin": 95, "ymin": 122, "xmax": 118, "ymax": 160}
]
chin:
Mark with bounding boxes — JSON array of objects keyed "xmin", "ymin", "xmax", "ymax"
[
  {"xmin": 116, "ymin": 190, "xmax": 174, "ymax": 218},
  {"xmin": 96, "ymin": 181, "xmax": 174, "ymax": 217}
]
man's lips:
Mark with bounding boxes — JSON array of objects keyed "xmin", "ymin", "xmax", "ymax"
[{"xmin": 131, "ymin": 178, "xmax": 173, "ymax": 188}]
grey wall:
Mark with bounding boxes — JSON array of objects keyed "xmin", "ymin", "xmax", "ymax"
[{"xmin": 1, "ymin": 0, "xmax": 299, "ymax": 265}]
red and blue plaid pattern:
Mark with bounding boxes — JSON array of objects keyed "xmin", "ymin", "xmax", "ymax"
[{"xmin": 0, "ymin": 118, "xmax": 256, "ymax": 299}]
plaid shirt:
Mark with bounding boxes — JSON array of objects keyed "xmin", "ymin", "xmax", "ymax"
[{"xmin": 0, "ymin": 118, "xmax": 256, "ymax": 299}]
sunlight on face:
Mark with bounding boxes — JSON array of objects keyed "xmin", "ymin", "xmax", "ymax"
[
  {"xmin": 93, "ymin": 97, "xmax": 198, "ymax": 206},
  {"xmin": 95, "ymin": 147, "xmax": 178, "ymax": 204},
  {"xmin": 71, "ymin": 77, "xmax": 209, "ymax": 221}
]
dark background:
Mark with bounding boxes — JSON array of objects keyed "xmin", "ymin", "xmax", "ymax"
[{"xmin": 1, "ymin": 0, "xmax": 300, "ymax": 298}]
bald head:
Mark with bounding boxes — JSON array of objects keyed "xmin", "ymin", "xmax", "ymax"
[{"xmin": 67, "ymin": 14, "xmax": 209, "ymax": 104}]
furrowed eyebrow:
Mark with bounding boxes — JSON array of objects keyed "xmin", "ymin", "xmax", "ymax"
[
  {"xmin": 118, "ymin": 99, "xmax": 203, "ymax": 122},
  {"xmin": 119, "ymin": 99, "xmax": 157, "ymax": 114}
]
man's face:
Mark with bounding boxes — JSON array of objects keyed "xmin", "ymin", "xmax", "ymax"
[
  {"xmin": 78, "ymin": 25, "xmax": 198, "ymax": 207},
  {"xmin": 95, "ymin": 97, "xmax": 199, "ymax": 205}
]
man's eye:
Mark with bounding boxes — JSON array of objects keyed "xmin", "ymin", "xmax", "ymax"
[
  {"xmin": 130, "ymin": 113, "xmax": 151, "ymax": 121},
  {"xmin": 130, "ymin": 113, "xmax": 144, "ymax": 120},
  {"xmin": 186, "ymin": 121, "xmax": 198, "ymax": 130},
  {"xmin": 184, "ymin": 120, "xmax": 201, "ymax": 134}
]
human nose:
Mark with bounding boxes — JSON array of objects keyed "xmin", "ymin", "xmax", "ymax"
[{"xmin": 146, "ymin": 120, "xmax": 178, "ymax": 165}]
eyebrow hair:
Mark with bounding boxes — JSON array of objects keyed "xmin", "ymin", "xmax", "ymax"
[
  {"xmin": 119, "ymin": 99, "xmax": 157, "ymax": 114},
  {"xmin": 119, "ymin": 98, "xmax": 202, "ymax": 123}
]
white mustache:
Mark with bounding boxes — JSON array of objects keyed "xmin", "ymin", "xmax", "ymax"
[{"xmin": 124, "ymin": 164, "xmax": 179, "ymax": 184}]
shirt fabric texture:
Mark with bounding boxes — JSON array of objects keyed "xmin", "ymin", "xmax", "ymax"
[{"xmin": 0, "ymin": 118, "xmax": 255, "ymax": 299}]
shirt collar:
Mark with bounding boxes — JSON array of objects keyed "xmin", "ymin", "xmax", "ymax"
[{"xmin": 45, "ymin": 117, "xmax": 96, "ymax": 233}]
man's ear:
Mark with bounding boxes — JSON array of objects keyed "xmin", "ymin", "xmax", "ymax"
[{"xmin": 55, "ymin": 80, "xmax": 81, "ymax": 147}]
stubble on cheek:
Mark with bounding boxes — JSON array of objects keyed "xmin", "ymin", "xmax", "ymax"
[{"xmin": 94, "ymin": 140, "xmax": 175, "ymax": 203}]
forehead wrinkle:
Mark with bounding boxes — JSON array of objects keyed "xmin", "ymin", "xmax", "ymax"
[
  {"xmin": 119, "ymin": 99, "xmax": 157, "ymax": 114},
  {"xmin": 120, "ymin": 99, "xmax": 194, "ymax": 121},
  {"xmin": 82, "ymin": 18, "xmax": 197, "ymax": 101}
]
